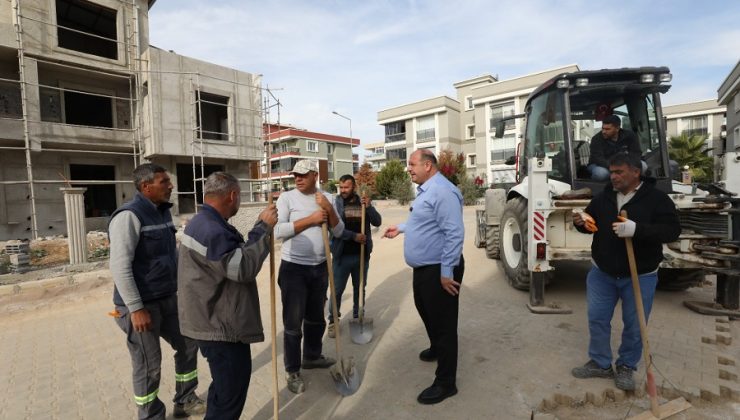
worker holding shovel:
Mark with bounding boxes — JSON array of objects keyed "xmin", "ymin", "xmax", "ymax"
[
  {"xmin": 274, "ymin": 159, "xmax": 344, "ymax": 394},
  {"xmin": 384, "ymin": 149, "xmax": 464, "ymax": 405},
  {"xmin": 571, "ymin": 153, "xmax": 680, "ymax": 391},
  {"xmin": 327, "ymin": 174, "xmax": 382, "ymax": 341}
]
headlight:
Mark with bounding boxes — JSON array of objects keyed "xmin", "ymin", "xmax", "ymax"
[
  {"xmin": 556, "ymin": 79, "xmax": 570, "ymax": 88},
  {"xmin": 640, "ymin": 74, "xmax": 655, "ymax": 83},
  {"xmin": 659, "ymin": 73, "xmax": 673, "ymax": 82},
  {"xmin": 575, "ymin": 78, "xmax": 589, "ymax": 87}
]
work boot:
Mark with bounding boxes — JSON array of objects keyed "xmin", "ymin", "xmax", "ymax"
[
  {"xmin": 327, "ymin": 322, "xmax": 336, "ymax": 338},
  {"xmin": 286, "ymin": 371, "xmax": 305, "ymax": 394},
  {"xmin": 302, "ymin": 355, "xmax": 336, "ymax": 369},
  {"xmin": 173, "ymin": 393, "xmax": 206, "ymax": 418},
  {"xmin": 571, "ymin": 360, "xmax": 614, "ymax": 379},
  {"xmin": 614, "ymin": 365, "xmax": 636, "ymax": 391},
  {"xmin": 418, "ymin": 348, "xmax": 437, "ymax": 362}
]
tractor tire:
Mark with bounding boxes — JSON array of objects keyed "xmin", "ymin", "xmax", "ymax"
[
  {"xmin": 485, "ymin": 225, "xmax": 500, "ymax": 260},
  {"xmin": 499, "ymin": 197, "xmax": 531, "ymax": 290},
  {"xmin": 657, "ymin": 268, "xmax": 704, "ymax": 292}
]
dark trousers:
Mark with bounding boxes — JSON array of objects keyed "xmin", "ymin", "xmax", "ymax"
[
  {"xmin": 197, "ymin": 341, "xmax": 252, "ymax": 420},
  {"xmin": 278, "ymin": 260, "xmax": 328, "ymax": 373},
  {"xmin": 328, "ymin": 253, "xmax": 370, "ymax": 322},
  {"xmin": 412, "ymin": 255, "xmax": 465, "ymax": 388},
  {"xmin": 113, "ymin": 294, "xmax": 199, "ymax": 420}
]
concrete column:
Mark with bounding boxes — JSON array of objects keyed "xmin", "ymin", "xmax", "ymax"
[{"xmin": 60, "ymin": 187, "xmax": 88, "ymax": 265}]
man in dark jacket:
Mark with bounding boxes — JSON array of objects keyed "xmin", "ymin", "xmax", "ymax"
[
  {"xmin": 327, "ymin": 174, "xmax": 382, "ymax": 338},
  {"xmin": 109, "ymin": 163, "xmax": 205, "ymax": 419},
  {"xmin": 571, "ymin": 153, "xmax": 680, "ymax": 391},
  {"xmin": 588, "ymin": 115, "xmax": 642, "ymax": 181},
  {"xmin": 178, "ymin": 172, "xmax": 277, "ymax": 420}
]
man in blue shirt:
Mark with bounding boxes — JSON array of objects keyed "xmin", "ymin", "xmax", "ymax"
[{"xmin": 384, "ymin": 149, "xmax": 465, "ymax": 405}]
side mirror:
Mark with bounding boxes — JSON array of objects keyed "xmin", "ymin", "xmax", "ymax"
[{"xmin": 504, "ymin": 155, "xmax": 516, "ymax": 165}]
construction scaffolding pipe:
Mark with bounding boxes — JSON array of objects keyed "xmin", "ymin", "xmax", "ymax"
[{"xmin": 61, "ymin": 187, "xmax": 88, "ymax": 265}]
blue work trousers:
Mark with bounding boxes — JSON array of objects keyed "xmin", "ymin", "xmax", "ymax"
[
  {"xmin": 586, "ymin": 265, "xmax": 657, "ymax": 370},
  {"xmin": 197, "ymin": 341, "xmax": 251, "ymax": 420}
]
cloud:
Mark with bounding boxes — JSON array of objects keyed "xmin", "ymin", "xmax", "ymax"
[{"xmin": 148, "ymin": 0, "xmax": 740, "ymax": 147}]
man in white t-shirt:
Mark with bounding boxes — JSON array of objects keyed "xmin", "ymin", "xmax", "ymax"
[{"xmin": 274, "ymin": 159, "xmax": 344, "ymax": 394}]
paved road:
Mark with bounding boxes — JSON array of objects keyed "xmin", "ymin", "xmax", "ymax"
[{"xmin": 0, "ymin": 204, "xmax": 738, "ymax": 419}]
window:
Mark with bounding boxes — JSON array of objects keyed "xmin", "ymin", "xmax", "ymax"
[
  {"xmin": 0, "ymin": 79, "xmax": 22, "ymax": 118},
  {"xmin": 64, "ymin": 88, "xmax": 113, "ymax": 127},
  {"xmin": 280, "ymin": 143, "xmax": 288, "ymax": 152},
  {"xmin": 196, "ymin": 91, "xmax": 229, "ymax": 141},
  {"xmin": 386, "ymin": 147, "xmax": 407, "ymax": 161},
  {"xmin": 681, "ymin": 116, "xmax": 708, "ymax": 138},
  {"xmin": 385, "ymin": 121, "xmax": 406, "ymax": 143},
  {"xmin": 466, "ymin": 124, "xmax": 475, "ymax": 139},
  {"xmin": 490, "ymin": 134, "xmax": 516, "ymax": 161},
  {"xmin": 416, "ymin": 115, "xmax": 435, "ymax": 143},
  {"xmin": 175, "ymin": 164, "xmax": 223, "ymax": 213},
  {"xmin": 327, "ymin": 144, "xmax": 334, "ymax": 154},
  {"xmin": 735, "ymin": 94, "xmax": 740, "ymax": 113},
  {"xmin": 465, "ymin": 95, "xmax": 473, "ymax": 110},
  {"xmin": 70, "ymin": 164, "xmax": 116, "ymax": 217},
  {"xmin": 467, "ymin": 154, "xmax": 476, "ymax": 168},
  {"xmin": 328, "ymin": 161, "xmax": 334, "ymax": 172},
  {"xmin": 523, "ymin": 90, "xmax": 566, "ymax": 180},
  {"xmin": 56, "ymin": 0, "xmax": 118, "ymax": 60},
  {"xmin": 490, "ymin": 101, "xmax": 516, "ymax": 134},
  {"xmin": 306, "ymin": 140, "xmax": 318, "ymax": 152}
]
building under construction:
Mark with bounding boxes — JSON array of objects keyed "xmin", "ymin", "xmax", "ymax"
[{"xmin": 0, "ymin": 0, "xmax": 267, "ymax": 240}]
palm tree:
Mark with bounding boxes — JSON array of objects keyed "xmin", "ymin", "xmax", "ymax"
[{"xmin": 668, "ymin": 133, "xmax": 714, "ymax": 183}]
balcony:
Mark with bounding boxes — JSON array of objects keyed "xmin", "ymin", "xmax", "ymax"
[
  {"xmin": 385, "ymin": 132, "xmax": 406, "ymax": 143},
  {"xmin": 271, "ymin": 147, "xmax": 301, "ymax": 158},
  {"xmin": 681, "ymin": 128, "xmax": 709, "ymax": 138},
  {"xmin": 416, "ymin": 128, "xmax": 435, "ymax": 143}
]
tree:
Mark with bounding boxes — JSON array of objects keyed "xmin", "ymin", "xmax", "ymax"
[
  {"xmin": 668, "ymin": 133, "xmax": 714, "ymax": 183},
  {"xmin": 437, "ymin": 148, "xmax": 466, "ymax": 186},
  {"xmin": 391, "ymin": 177, "xmax": 414, "ymax": 205},
  {"xmin": 375, "ymin": 159, "xmax": 408, "ymax": 198},
  {"xmin": 354, "ymin": 163, "xmax": 377, "ymax": 197}
]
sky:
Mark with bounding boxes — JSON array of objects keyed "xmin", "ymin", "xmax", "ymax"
[{"xmin": 148, "ymin": 0, "xmax": 740, "ymax": 150}]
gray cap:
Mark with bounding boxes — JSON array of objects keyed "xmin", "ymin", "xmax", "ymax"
[{"xmin": 291, "ymin": 159, "xmax": 319, "ymax": 175}]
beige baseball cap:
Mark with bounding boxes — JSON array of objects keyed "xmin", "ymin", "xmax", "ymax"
[{"xmin": 291, "ymin": 159, "xmax": 319, "ymax": 175}]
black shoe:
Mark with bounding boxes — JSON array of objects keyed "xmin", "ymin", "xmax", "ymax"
[
  {"xmin": 419, "ymin": 348, "xmax": 437, "ymax": 362},
  {"xmin": 302, "ymin": 355, "xmax": 336, "ymax": 369},
  {"xmin": 614, "ymin": 365, "xmax": 636, "ymax": 391},
  {"xmin": 417, "ymin": 384, "xmax": 458, "ymax": 404},
  {"xmin": 571, "ymin": 360, "xmax": 614, "ymax": 379}
]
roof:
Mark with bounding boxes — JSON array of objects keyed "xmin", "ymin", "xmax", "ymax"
[{"xmin": 266, "ymin": 127, "xmax": 360, "ymax": 146}]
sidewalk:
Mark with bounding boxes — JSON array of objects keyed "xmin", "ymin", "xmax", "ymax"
[{"xmin": 0, "ymin": 206, "xmax": 737, "ymax": 419}]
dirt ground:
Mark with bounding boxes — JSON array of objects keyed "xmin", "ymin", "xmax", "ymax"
[{"xmin": 0, "ymin": 232, "xmax": 109, "ymax": 283}]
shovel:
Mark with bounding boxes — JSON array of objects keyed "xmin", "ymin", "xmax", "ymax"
[
  {"xmin": 621, "ymin": 211, "xmax": 690, "ymax": 420},
  {"xmin": 322, "ymin": 222, "xmax": 361, "ymax": 396},
  {"xmin": 350, "ymin": 198, "xmax": 373, "ymax": 344}
]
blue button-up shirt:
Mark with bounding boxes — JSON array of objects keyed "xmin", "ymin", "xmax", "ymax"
[{"xmin": 398, "ymin": 172, "xmax": 464, "ymax": 278}]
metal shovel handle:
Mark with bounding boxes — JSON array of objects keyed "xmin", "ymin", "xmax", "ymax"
[{"xmin": 322, "ymin": 223, "xmax": 344, "ymax": 360}]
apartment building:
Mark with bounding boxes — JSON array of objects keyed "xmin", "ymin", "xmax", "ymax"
[
  {"xmin": 362, "ymin": 141, "xmax": 386, "ymax": 170},
  {"xmin": 0, "ymin": 0, "xmax": 263, "ymax": 239},
  {"xmin": 717, "ymin": 59, "xmax": 740, "ymax": 193},
  {"xmin": 263, "ymin": 123, "xmax": 359, "ymax": 192},
  {"xmin": 376, "ymin": 64, "xmax": 579, "ymax": 186},
  {"xmin": 663, "ymin": 99, "xmax": 726, "ymax": 149}
]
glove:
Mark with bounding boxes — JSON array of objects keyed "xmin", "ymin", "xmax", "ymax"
[
  {"xmin": 580, "ymin": 212, "xmax": 598, "ymax": 233},
  {"xmin": 612, "ymin": 216, "xmax": 636, "ymax": 238}
]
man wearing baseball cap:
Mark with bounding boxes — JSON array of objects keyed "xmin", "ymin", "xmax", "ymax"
[{"xmin": 274, "ymin": 159, "xmax": 344, "ymax": 393}]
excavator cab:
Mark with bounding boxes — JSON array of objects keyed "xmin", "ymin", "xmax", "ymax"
[{"xmin": 509, "ymin": 67, "xmax": 675, "ymax": 193}]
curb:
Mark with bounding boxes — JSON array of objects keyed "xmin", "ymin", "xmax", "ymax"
[{"xmin": 0, "ymin": 269, "xmax": 112, "ymax": 300}]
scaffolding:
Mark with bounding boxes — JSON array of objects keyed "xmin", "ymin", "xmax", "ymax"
[{"xmin": 3, "ymin": 0, "xmax": 276, "ymax": 239}]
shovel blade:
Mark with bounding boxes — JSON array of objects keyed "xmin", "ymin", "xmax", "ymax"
[
  {"xmin": 329, "ymin": 357, "xmax": 361, "ymax": 396},
  {"xmin": 349, "ymin": 318, "xmax": 373, "ymax": 345}
]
